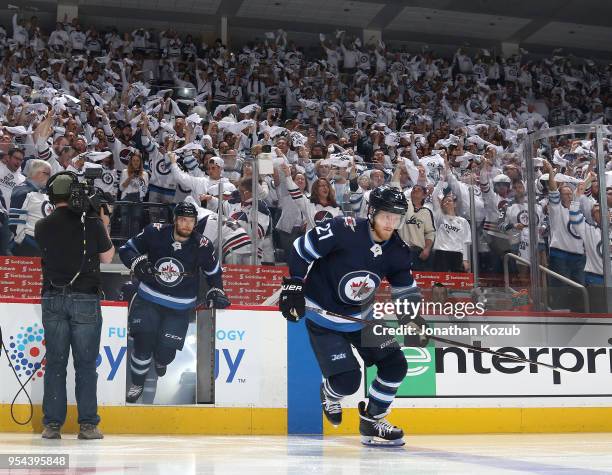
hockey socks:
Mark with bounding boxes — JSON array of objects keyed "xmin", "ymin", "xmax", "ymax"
[
  {"xmin": 366, "ymin": 375, "xmax": 402, "ymax": 416},
  {"xmin": 130, "ymin": 352, "xmax": 151, "ymax": 386}
]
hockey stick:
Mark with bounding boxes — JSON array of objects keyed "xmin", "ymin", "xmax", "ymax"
[{"xmin": 304, "ymin": 306, "xmax": 569, "ymax": 372}]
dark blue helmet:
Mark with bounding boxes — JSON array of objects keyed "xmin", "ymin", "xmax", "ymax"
[
  {"xmin": 368, "ymin": 185, "xmax": 408, "ymax": 215},
  {"xmin": 174, "ymin": 201, "xmax": 198, "ymax": 220}
]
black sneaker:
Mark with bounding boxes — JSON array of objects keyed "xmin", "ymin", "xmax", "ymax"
[
  {"xmin": 320, "ymin": 383, "xmax": 342, "ymax": 426},
  {"xmin": 155, "ymin": 362, "xmax": 167, "ymax": 377},
  {"xmin": 358, "ymin": 401, "xmax": 404, "ymax": 446},
  {"xmin": 78, "ymin": 424, "xmax": 104, "ymax": 440},
  {"xmin": 126, "ymin": 383, "xmax": 144, "ymax": 403},
  {"xmin": 41, "ymin": 423, "xmax": 61, "ymax": 439}
]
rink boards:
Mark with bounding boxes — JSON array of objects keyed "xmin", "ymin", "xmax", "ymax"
[{"xmin": 2, "ymin": 300, "xmax": 612, "ymax": 435}]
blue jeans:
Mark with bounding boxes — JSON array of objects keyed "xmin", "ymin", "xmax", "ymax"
[
  {"xmin": 41, "ymin": 291, "xmax": 102, "ymax": 426},
  {"xmin": 549, "ymin": 248, "xmax": 586, "ymax": 285},
  {"xmin": 585, "ymin": 272, "xmax": 604, "ymax": 286},
  {"xmin": 548, "ymin": 248, "xmax": 586, "ymax": 311}
]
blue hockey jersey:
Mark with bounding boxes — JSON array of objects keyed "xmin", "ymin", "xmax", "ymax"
[
  {"xmin": 288, "ymin": 216, "xmax": 416, "ymax": 332},
  {"xmin": 119, "ymin": 223, "xmax": 222, "ymax": 310}
]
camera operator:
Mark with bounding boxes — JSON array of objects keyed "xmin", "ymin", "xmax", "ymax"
[{"xmin": 34, "ymin": 172, "xmax": 115, "ymax": 440}]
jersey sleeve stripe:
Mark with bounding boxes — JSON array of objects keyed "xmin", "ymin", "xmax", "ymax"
[
  {"xmin": 293, "ymin": 237, "xmax": 313, "ymax": 264},
  {"xmin": 203, "ymin": 260, "xmax": 221, "ymax": 276},
  {"xmin": 390, "ymin": 282, "xmax": 418, "ymax": 299},
  {"xmin": 304, "ymin": 232, "xmax": 322, "ymax": 259},
  {"xmin": 143, "ymin": 140, "xmax": 156, "ymax": 153},
  {"xmin": 288, "ymin": 188, "xmax": 302, "ymax": 200},
  {"xmin": 124, "ymin": 238, "xmax": 140, "ymax": 253},
  {"xmin": 138, "ymin": 283, "xmax": 196, "ymax": 308},
  {"xmin": 223, "ymin": 234, "xmax": 251, "ymax": 254},
  {"xmin": 548, "ymin": 191, "xmax": 561, "ymax": 204}
]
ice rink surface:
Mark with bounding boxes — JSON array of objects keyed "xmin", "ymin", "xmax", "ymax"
[{"xmin": 2, "ymin": 433, "xmax": 612, "ymax": 474}]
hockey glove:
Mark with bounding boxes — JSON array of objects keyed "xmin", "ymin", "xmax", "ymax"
[
  {"xmin": 279, "ymin": 277, "xmax": 305, "ymax": 323},
  {"xmin": 395, "ymin": 287, "xmax": 429, "ymax": 347},
  {"xmin": 131, "ymin": 255, "xmax": 157, "ymax": 285},
  {"xmin": 206, "ymin": 287, "xmax": 231, "ymax": 309},
  {"xmin": 399, "ymin": 314, "xmax": 430, "ymax": 348}
]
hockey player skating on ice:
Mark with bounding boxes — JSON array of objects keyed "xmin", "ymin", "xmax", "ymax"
[
  {"xmin": 279, "ymin": 185, "xmax": 428, "ymax": 446},
  {"xmin": 119, "ymin": 201, "xmax": 230, "ymax": 403}
]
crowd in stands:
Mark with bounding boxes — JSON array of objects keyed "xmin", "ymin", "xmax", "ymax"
[{"xmin": 0, "ymin": 10, "xmax": 611, "ymax": 310}]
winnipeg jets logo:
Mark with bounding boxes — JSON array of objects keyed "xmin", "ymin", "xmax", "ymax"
[
  {"xmin": 41, "ymin": 201, "xmax": 54, "ymax": 217},
  {"xmin": 172, "ymin": 241, "xmax": 182, "ymax": 251},
  {"xmin": 517, "ymin": 210, "xmax": 529, "ymax": 226},
  {"xmin": 156, "ymin": 159, "xmax": 170, "ymax": 176},
  {"xmin": 338, "ymin": 271, "xmax": 381, "ymax": 305},
  {"xmin": 100, "ymin": 172, "xmax": 113, "ymax": 185},
  {"xmin": 370, "ymin": 243, "xmax": 382, "ymax": 257},
  {"xmin": 154, "ymin": 257, "xmax": 185, "ymax": 287},
  {"xmin": 153, "ymin": 223, "xmax": 163, "ymax": 231}
]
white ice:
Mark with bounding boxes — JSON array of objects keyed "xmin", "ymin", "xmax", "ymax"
[{"xmin": 1, "ymin": 433, "xmax": 612, "ymax": 474}]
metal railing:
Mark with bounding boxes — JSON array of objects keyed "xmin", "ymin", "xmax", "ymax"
[{"xmin": 503, "ymin": 253, "xmax": 589, "ymax": 313}]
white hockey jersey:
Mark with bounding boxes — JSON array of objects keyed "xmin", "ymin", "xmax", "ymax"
[
  {"xmin": 570, "ymin": 200, "xmax": 610, "ymax": 275},
  {"xmin": 12, "ymin": 190, "xmax": 53, "ymax": 244}
]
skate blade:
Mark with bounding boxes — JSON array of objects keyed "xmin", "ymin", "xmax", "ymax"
[{"xmin": 360, "ymin": 436, "xmax": 405, "ymax": 447}]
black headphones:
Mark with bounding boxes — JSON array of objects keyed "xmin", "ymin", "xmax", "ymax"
[{"xmin": 46, "ymin": 171, "xmax": 79, "ymax": 205}]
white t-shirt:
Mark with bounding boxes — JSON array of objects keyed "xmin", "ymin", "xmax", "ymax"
[{"xmin": 433, "ymin": 213, "xmax": 471, "ymax": 259}]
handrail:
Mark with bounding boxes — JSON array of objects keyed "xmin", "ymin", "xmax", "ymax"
[{"xmin": 503, "ymin": 253, "xmax": 589, "ymax": 313}]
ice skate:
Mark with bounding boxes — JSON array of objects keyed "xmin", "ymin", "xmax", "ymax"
[
  {"xmin": 126, "ymin": 383, "xmax": 144, "ymax": 403},
  {"xmin": 358, "ymin": 401, "xmax": 404, "ymax": 446},
  {"xmin": 320, "ymin": 383, "xmax": 342, "ymax": 426}
]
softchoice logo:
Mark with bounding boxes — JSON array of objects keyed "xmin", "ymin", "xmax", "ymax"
[{"xmin": 7, "ymin": 323, "xmax": 46, "ymax": 381}]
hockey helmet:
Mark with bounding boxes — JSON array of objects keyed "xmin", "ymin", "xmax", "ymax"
[
  {"xmin": 368, "ymin": 185, "xmax": 408, "ymax": 229},
  {"xmin": 174, "ymin": 201, "xmax": 198, "ymax": 220}
]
